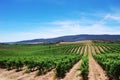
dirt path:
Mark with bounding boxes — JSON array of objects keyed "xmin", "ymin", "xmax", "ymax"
[
  {"xmin": 35, "ymin": 70, "xmax": 56, "ymax": 80},
  {"xmin": 61, "ymin": 60, "xmax": 83, "ymax": 80},
  {"xmin": 77, "ymin": 46, "xmax": 81, "ymax": 54},
  {"xmin": 14, "ymin": 45, "xmax": 83, "ymax": 80},
  {"xmin": 70, "ymin": 47, "xmax": 75, "ymax": 53},
  {"xmin": 80, "ymin": 46, "xmax": 84, "ymax": 54},
  {"xmin": 0, "ymin": 68, "xmax": 6, "ymax": 73},
  {"xmin": 83, "ymin": 45, "xmax": 88, "ymax": 56},
  {"xmin": 73, "ymin": 47, "xmax": 79, "ymax": 53},
  {"xmin": 0, "ymin": 68, "xmax": 56, "ymax": 80},
  {"xmin": 102, "ymin": 46, "xmax": 109, "ymax": 52},
  {"xmin": 91, "ymin": 46, "xmax": 96, "ymax": 54},
  {"xmin": 17, "ymin": 71, "xmax": 38, "ymax": 80},
  {"xmin": 88, "ymin": 43, "xmax": 108, "ymax": 80},
  {"xmin": 0, "ymin": 69, "xmax": 16, "ymax": 80},
  {"xmin": 0, "ymin": 40, "xmax": 109, "ymax": 80},
  {"xmin": 94, "ymin": 46, "xmax": 101, "ymax": 53},
  {"xmin": 98, "ymin": 46, "xmax": 105, "ymax": 52}
]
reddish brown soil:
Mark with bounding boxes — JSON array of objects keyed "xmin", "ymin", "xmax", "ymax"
[
  {"xmin": 87, "ymin": 42, "xmax": 109, "ymax": 80},
  {"xmin": 80, "ymin": 46, "xmax": 84, "ymax": 54},
  {"xmin": 61, "ymin": 60, "xmax": 83, "ymax": 80},
  {"xmin": 91, "ymin": 46, "xmax": 96, "ymax": 54},
  {"xmin": 0, "ymin": 40, "xmax": 109, "ymax": 80},
  {"xmin": 98, "ymin": 46, "xmax": 105, "ymax": 52},
  {"xmin": 70, "ymin": 47, "xmax": 75, "ymax": 53},
  {"xmin": 102, "ymin": 46, "xmax": 109, "ymax": 51},
  {"xmin": 77, "ymin": 47, "xmax": 81, "ymax": 54},
  {"xmin": 73, "ymin": 47, "xmax": 79, "ymax": 53},
  {"xmin": 83, "ymin": 45, "xmax": 88, "ymax": 56},
  {"xmin": 94, "ymin": 46, "xmax": 101, "ymax": 53}
]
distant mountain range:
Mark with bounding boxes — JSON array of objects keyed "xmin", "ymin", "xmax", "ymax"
[{"xmin": 12, "ymin": 34, "xmax": 120, "ymax": 44}]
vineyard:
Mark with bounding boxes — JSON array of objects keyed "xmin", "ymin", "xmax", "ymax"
[{"xmin": 0, "ymin": 40, "xmax": 120, "ymax": 80}]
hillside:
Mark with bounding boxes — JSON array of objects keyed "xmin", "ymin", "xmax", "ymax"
[
  {"xmin": 13, "ymin": 34, "xmax": 120, "ymax": 44},
  {"xmin": 0, "ymin": 40, "xmax": 120, "ymax": 80}
]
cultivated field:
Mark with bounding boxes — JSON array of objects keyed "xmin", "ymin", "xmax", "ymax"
[{"xmin": 0, "ymin": 40, "xmax": 119, "ymax": 80}]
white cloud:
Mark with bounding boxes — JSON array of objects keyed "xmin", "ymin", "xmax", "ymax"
[
  {"xmin": 0, "ymin": 13, "xmax": 120, "ymax": 42},
  {"xmin": 51, "ymin": 21, "xmax": 119, "ymax": 34},
  {"xmin": 107, "ymin": 15, "xmax": 120, "ymax": 22},
  {"xmin": 0, "ymin": 23, "xmax": 119, "ymax": 42}
]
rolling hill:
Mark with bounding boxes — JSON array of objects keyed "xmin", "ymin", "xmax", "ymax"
[{"xmin": 13, "ymin": 34, "xmax": 120, "ymax": 44}]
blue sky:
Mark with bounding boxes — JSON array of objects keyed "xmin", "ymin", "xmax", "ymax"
[{"xmin": 0, "ymin": 0, "xmax": 120, "ymax": 42}]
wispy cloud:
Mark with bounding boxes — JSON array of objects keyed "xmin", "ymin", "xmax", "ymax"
[
  {"xmin": 0, "ymin": 12, "xmax": 120, "ymax": 42},
  {"xmin": 49, "ymin": 20, "xmax": 120, "ymax": 35},
  {"xmin": 48, "ymin": 12, "xmax": 120, "ymax": 35},
  {"xmin": 105, "ymin": 14, "xmax": 120, "ymax": 23}
]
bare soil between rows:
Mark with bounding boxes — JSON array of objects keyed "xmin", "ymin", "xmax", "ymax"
[{"xmin": 0, "ymin": 40, "xmax": 109, "ymax": 80}]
